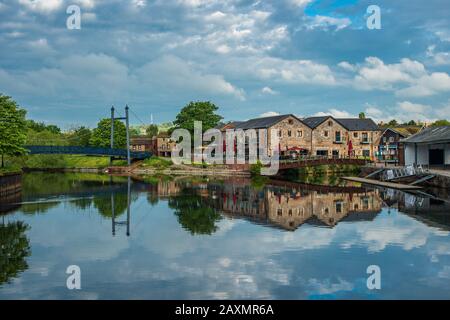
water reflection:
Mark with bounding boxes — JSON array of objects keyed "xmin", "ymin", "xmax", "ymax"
[
  {"xmin": 0, "ymin": 221, "xmax": 31, "ymax": 285},
  {"xmin": 5, "ymin": 173, "xmax": 450, "ymax": 234},
  {"xmin": 1, "ymin": 173, "xmax": 450, "ymax": 299}
]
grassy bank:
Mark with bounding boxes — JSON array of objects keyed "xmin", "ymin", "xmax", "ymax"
[
  {"xmin": 10, "ymin": 155, "xmax": 127, "ymax": 169},
  {"xmin": 0, "ymin": 164, "xmax": 22, "ymax": 176}
]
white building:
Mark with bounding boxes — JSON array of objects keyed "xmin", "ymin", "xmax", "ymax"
[{"xmin": 401, "ymin": 126, "xmax": 450, "ymax": 168}]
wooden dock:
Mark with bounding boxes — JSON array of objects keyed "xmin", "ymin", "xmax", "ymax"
[{"xmin": 342, "ymin": 177, "xmax": 423, "ymax": 190}]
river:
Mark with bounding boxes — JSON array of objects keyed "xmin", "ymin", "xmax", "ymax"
[{"xmin": 1, "ymin": 172, "xmax": 450, "ymax": 299}]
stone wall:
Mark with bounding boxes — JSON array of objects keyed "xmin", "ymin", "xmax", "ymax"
[
  {"xmin": 311, "ymin": 118, "xmax": 348, "ymax": 157},
  {"xmin": 268, "ymin": 115, "xmax": 312, "ymax": 154}
]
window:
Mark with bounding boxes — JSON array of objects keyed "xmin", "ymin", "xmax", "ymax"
[
  {"xmin": 383, "ymin": 137, "xmax": 387, "ymax": 143},
  {"xmin": 389, "ymin": 137, "xmax": 394, "ymax": 143},
  {"xmin": 324, "ymin": 130, "xmax": 329, "ymax": 138},
  {"xmin": 335, "ymin": 131, "xmax": 341, "ymax": 142},
  {"xmin": 288, "ymin": 119, "xmax": 294, "ymax": 125},
  {"xmin": 278, "ymin": 130, "xmax": 282, "ymax": 137},
  {"xmin": 354, "ymin": 132, "xmax": 358, "ymax": 138},
  {"xmin": 328, "ymin": 120, "xmax": 333, "ymax": 126},
  {"xmin": 316, "ymin": 150, "xmax": 328, "ymax": 156},
  {"xmin": 336, "ymin": 202, "xmax": 343, "ymax": 214},
  {"xmin": 332, "ymin": 150, "xmax": 339, "ymax": 158},
  {"xmin": 297, "ymin": 130, "xmax": 303, "ymax": 138},
  {"xmin": 277, "ymin": 209, "xmax": 283, "ymax": 216},
  {"xmin": 362, "ymin": 132, "xmax": 369, "ymax": 143},
  {"xmin": 363, "ymin": 150, "xmax": 370, "ymax": 157},
  {"xmin": 288, "ymin": 209, "xmax": 293, "ymax": 217},
  {"xmin": 288, "ymin": 130, "xmax": 292, "ymax": 137}
]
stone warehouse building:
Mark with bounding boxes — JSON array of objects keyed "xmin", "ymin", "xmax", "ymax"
[{"xmin": 220, "ymin": 114, "xmax": 381, "ymax": 160}]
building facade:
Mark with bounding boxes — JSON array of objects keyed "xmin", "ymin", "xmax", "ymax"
[
  {"xmin": 152, "ymin": 132, "xmax": 176, "ymax": 157},
  {"xmin": 401, "ymin": 126, "xmax": 450, "ymax": 168},
  {"xmin": 130, "ymin": 136, "xmax": 152, "ymax": 152},
  {"xmin": 377, "ymin": 127, "xmax": 421, "ymax": 164}
]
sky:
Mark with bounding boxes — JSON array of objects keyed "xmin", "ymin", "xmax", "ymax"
[{"xmin": 0, "ymin": 0, "xmax": 449, "ymax": 128}]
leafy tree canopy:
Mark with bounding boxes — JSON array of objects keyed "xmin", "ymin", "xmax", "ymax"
[
  {"xmin": 90, "ymin": 118, "xmax": 127, "ymax": 148},
  {"xmin": 146, "ymin": 124, "xmax": 159, "ymax": 138},
  {"xmin": 358, "ymin": 112, "xmax": 366, "ymax": 119},
  {"xmin": 173, "ymin": 101, "xmax": 223, "ymax": 135},
  {"xmin": 431, "ymin": 119, "xmax": 450, "ymax": 127},
  {"xmin": 0, "ymin": 95, "xmax": 27, "ymax": 167},
  {"xmin": 67, "ymin": 126, "xmax": 92, "ymax": 147},
  {"xmin": 26, "ymin": 119, "xmax": 61, "ymax": 134}
]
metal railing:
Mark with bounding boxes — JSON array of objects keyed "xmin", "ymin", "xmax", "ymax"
[
  {"xmin": 381, "ymin": 164, "xmax": 427, "ymax": 181},
  {"xmin": 25, "ymin": 145, "xmax": 152, "ymax": 160}
]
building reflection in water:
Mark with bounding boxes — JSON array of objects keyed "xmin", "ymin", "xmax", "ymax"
[{"xmin": 200, "ymin": 181, "xmax": 383, "ymax": 231}]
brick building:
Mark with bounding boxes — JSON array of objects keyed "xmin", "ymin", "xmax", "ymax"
[
  {"xmin": 226, "ymin": 114, "xmax": 381, "ymax": 160},
  {"xmin": 130, "ymin": 136, "xmax": 152, "ymax": 152},
  {"xmin": 151, "ymin": 132, "xmax": 175, "ymax": 157}
]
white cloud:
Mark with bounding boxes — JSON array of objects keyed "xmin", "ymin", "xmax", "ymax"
[
  {"xmin": 314, "ymin": 108, "xmax": 355, "ymax": 118},
  {"xmin": 260, "ymin": 111, "xmax": 280, "ymax": 117},
  {"xmin": 253, "ymin": 57, "xmax": 336, "ymax": 85},
  {"xmin": 81, "ymin": 12, "xmax": 97, "ymax": 22},
  {"xmin": 18, "ymin": 0, "xmax": 63, "ymax": 13},
  {"xmin": 398, "ymin": 101, "xmax": 431, "ymax": 113},
  {"xmin": 137, "ymin": 55, "xmax": 246, "ymax": 100},
  {"xmin": 305, "ymin": 15, "xmax": 351, "ymax": 31},
  {"xmin": 290, "ymin": 0, "xmax": 313, "ymax": 7},
  {"xmin": 350, "ymin": 57, "xmax": 450, "ymax": 98},
  {"xmin": 0, "ymin": 53, "xmax": 245, "ymax": 103},
  {"xmin": 338, "ymin": 61, "xmax": 357, "ymax": 72},
  {"xmin": 74, "ymin": 0, "xmax": 97, "ymax": 9},
  {"xmin": 261, "ymin": 86, "xmax": 278, "ymax": 95},
  {"xmin": 132, "ymin": 0, "xmax": 147, "ymax": 8}
]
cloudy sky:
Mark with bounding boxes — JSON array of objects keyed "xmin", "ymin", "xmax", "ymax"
[{"xmin": 0, "ymin": 0, "xmax": 449, "ymax": 128}]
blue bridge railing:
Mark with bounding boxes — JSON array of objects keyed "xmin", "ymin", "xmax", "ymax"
[{"xmin": 25, "ymin": 146, "xmax": 152, "ymax": 160}]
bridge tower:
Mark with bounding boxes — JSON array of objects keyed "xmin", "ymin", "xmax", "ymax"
[{"xmin": 110, "ymin": 105, "xmax": 131, "ymax": 166}]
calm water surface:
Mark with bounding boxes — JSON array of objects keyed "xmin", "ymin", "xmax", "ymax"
[{"xmin": 1, "ymin": 172, "xmax": 450, "ymax": 299}]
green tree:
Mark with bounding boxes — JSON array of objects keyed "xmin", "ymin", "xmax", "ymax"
[
  {"xmin": 431, "ymin": 119, "xmax": 450, "ymax": 127},
  {"xmin": 407, "ymin": 120, "xmax": 417, "ymax": 126},
  {"xmin": 173, "ymin": 101, "xmax": 223, "ymax": 135},
  {"xmin": 26, "ymin": 120, "xmax": 61, "ymax": 134},
  {"xmin": 359, "ymin": 112, "xmax": 366, "ymax": 119},
  {"xmin": 0, "ymin": 95, "xmax": 27, "ymax": 167},
  {"xmin": 388, "ymin": 119, "xmax": 398, "ymax": 127},
  {"xmin": 129, "ymin": 127, "xmax": 140, "ymax": 137},
  {"xmin": 90, "ymin": 119, "xmax": 126, "ymax": 148},
  {"xmin": 146, "ymin": 124, "xmax": 159, "ymax": 138},
  {"xmin": 67, "ymin": 126, "xmax": 92, "ymax": 147}
]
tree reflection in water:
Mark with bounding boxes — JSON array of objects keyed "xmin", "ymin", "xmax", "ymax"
[
  {"xmin": 0, "ymin": 221, "xmax": 31, "ymax": 285},
  {"xmin": 168, "ymin": 189, "xmax": 222, "ymax": 235}
]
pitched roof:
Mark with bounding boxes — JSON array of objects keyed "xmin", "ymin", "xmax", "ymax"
[
  {"xmin": 235, "ymin": 114, "xmax": 301, "ymax": 130},
  {"xmin": 302, "ymin": 116, "xmax": 379, "ymax": 131},
  {"xmin": 336, "ymin": 118, "xmax": 379, "ymax": 131},
  {"xmin": 401, "ymin": 126, "xmax": 450, "ymax": 144},
  {"xmin": 302, "ymin": 116, "xmax": 331, "ymax": 129},
  {"xmin": 389, "ymin": 126, "xmax": 422, "ymax": 137}
]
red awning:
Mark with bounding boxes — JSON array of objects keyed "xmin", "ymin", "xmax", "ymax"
[{"xmin": 348, "ymin": 140, "xmax": 353, "ymax": 156}]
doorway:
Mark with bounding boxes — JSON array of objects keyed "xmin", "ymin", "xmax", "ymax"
[{"xmin": 429, "ymin": 149, "xmax": 444, "ymax": 166}]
